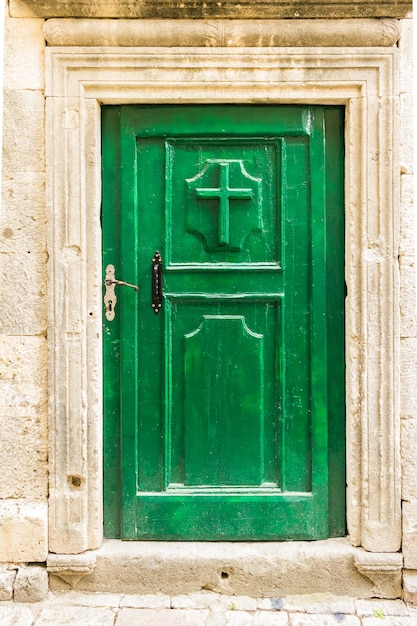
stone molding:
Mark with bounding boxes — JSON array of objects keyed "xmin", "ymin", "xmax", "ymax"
[
  {"xmin": 47, "ymin": 552, "xmax": 97, "ymax": 587},
  {"xmin": 11, "ymin": 0, "xmax": 413, "ymax": 19},
  {"xmin": 43, "ymin": 18, "xmax": 400, "ymax": 48},
  {"xmin": 45, "ymin": 44, "xmax": 400, "ymax": 555},
  {"xmin": 354, "ymin": 550, "xmax": 403, "ymax": 598}
]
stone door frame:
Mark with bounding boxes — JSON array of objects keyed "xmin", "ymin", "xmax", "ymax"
[{"xmin": 45, "ymin": 42, "xmax": 400, "ymax": 560}]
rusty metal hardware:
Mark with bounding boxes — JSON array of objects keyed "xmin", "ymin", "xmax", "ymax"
[{"xmin": 104, "ymin": 264, "xmax": 139, "ymax": 321}]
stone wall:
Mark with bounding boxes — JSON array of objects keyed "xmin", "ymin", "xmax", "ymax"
[
  {"xmin": 0, "ymin": 0, "xmax": 415, "ymax": 601},
  {"xmin": 398, "ymin": 18, "xmax": 417, "ymax": 588},
  {"xmin": 0, "ymin": 8, "xmax": 48, "ymax": 562}
]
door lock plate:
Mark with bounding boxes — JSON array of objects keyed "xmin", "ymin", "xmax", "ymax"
[{"xmin": 104, "ymin": 264, "xmax": 139, "ymax": 321}]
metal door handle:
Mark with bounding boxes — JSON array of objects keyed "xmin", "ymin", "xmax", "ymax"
[
  {"xmin": 151, "ymin": 251, "xmax": 162, "ymax": 314},
  {"xmin": 104, "ymin": 264, "xmax": 139, "ymax": 321}
]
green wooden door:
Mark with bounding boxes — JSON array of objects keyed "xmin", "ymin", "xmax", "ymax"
[{"xmin": 103, "ymin": 105, "xmax": 345, "ymax": 540}]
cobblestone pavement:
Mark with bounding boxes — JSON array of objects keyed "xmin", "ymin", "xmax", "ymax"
[{"xmin": 0, "ymin": 591, "xmax": 416, "ymax": 625}]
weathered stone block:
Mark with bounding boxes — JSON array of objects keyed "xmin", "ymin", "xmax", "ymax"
[
  {"xmin": 0, "ymin": 174, "xmax": 46, "ymax": 256},
  {"xmin": 403, "ymin": 570, "xmax": 417, "ymax": 605},
  {"xmin": 400, "ymin": 256, "xmax": 417, "ymax": 338},
  {"xmin": 2, "ymin": 90, "xmax": 45, "ymax": 176},
  {"xmin": 400, "ymin": 93, "xmax": 414, "ymax": 175},
  {"xmin": 403, "ymin": 503, "xmax": 417, "ymax": 569},
  {"xmin": 400, "ymin": 338, "xmax": 417, "ymax": 420},
  {"xmin": 0, "ymin": 249, "xmax": 47, "ymax": 334},
  {"xmin": 401, "ymin": 419, "xmax": 417, "ymax": 500},
  {"xmin": 0, "ymin": 604, "xmax": 40, "ymax": 624},
  {"xmin": 116, "ymin": 608, "xmax": 209, "ymax": 625},
  {"xmin": 289, "ymin": 615, "xmax": 360, "ymax": 626},
  {"xmin": 398, "ymin": 19, "xmax": 414, "ymax": 94},
  {"xmin": 14, "ymin": 566, "xmax": 48, "ymax": 603},
  {"xmin": 4, "ymin": 16, "xmax": 45, "ymax": 91},
  {"xmin": 35, "ymin": 606, "xmax": 117, "ymax": 625},
  {"xmin": 0, "ymin": 501, "xmax": 47, "ymax": 562},
  {"xmin": 0, "ymin": 336, "xmax": 47, "ymax": 500},
  {"xmin": 0, "ymin": 567, "xmax": 17, "ymax": 601},
  {"xmin": 121, "ymin": 594, "xmax": 171, "ymax": 608},
  {"xmin": 399, "ymin": 174, "xmax": 415, "ymax": 257}
]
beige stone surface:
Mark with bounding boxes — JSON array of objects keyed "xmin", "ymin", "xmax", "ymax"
[
  {"xmin": 400, "ymin": 256, "xmax": 417, "ymax": 338},
  {"xmin": 401, "ymin": 419, "xmax": 417, "ymax": 499},
  {"xmin": 0, "ymin": 336, "xmax": 47, "ymax": 499},
  {"xmin": 400, "ymin": 93, "xmax": 414, "ymax": 175},
  {"xmin": 9, "ymin": 0, "xmax": 413, "ymax": 19},
  {"xmin": 403, "ymin": 502, "xmax": 417, "ymax": 569},
  {"xmin": 2, "ymin": 90, "xmax": 45, "ymax": 176},
  {"xmin": 290, "ymin": 616, "xmax": 359, "ymax": 626},
  {"xmin": 0, "ymin": 603, "xmax": 41, "ymax": 625},
  {"xmin": 353, "ymin": 551, "xmax": 403, "ymax": 599},
  {"xmin": 4, "ymin": 17, "xmax": 45, "ymax": 90},
  {"xmin": 35, "ymin": 605, "xmax": 116, "ymax": 625},
  {"xmin": 400, "ymin": 174, "xmax": 415, "ymax": 257},
  {"xmin": 116, "ymin": 608, "xmax": 209, "ymax": 625},
  {"xmin": 362, "ymin": 618, "xmax": 416, "ymax": 626},
  {"xmin": 224, "ymin": 611, "xmax": 289, "ymax": 625},
  {"xmin": 355, "ymin": 598, "xmax": 411, "ymax": 616},
  {"xmin": 0, "ymin": 567, "xmax": 16, "ymax": 601},
  {"xmin": 50, "ymin": 590, "xmax": 121, "ymax": 607},
  {"xmin": 0, "ymin": 249, "xmax": 47, "ymax": 335},
  {"xmin": 400, "ymin": 338, "xmax": 417, "ymax": 420},
  {"xmin": 0, "ymin": 173, "xmax": 46, "ymax": 256},
  {"xmin": 120, "ymin": 593, "xmax": 171, "ymax": 608},
  {"xmin": 398, "ymin": 19, "xmax": 413, "ymax": 94},
  {"xmin": 0, "ymin": 501, "xmax": 47, "ymax": 562},
  {"xmin": 283, "ymin": 595, "xmax": 356, "ymax": 614},
  {"xmin": 403, "ymin": 570, "xmax": 417, "ymax": 605},
  {"xmin": 43, "ymin": 18, "xmax": 400, "ymax": 48},
  {"xmin": 58, "ymin": 539, "xmax": 376, "ymax": 597},
  {"xmin": 14, "ymin": 566, "xmax": 48, "ymax": 603}
]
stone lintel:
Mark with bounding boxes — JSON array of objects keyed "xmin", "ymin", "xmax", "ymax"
[
  {"xmin": 354, "ymin": 550, "xmax": 403, "ymax": 599},
  {"xmin": 10, "ymin": 0, "xmax": 413, "ymax": 19},
  {"xmin": 43, "ymin": 18, "xmax": 400, "ymax": 48}
]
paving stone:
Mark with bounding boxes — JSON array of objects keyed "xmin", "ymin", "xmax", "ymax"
[
  {"xmin": 171, "ymin": 593, "xmax": 209, "ymax": 609},
  {"xmin": 0, "ymin": 569, "xmax": 17, "ymax": 601},
  {"xmin": 50, "ymin": 590, "xmax": 121, "ymax": 607},
  {"xmin": 355, "ymin": 599, "xmax": 410, "ymax": 616},
  {"xmin": 115, "ymin": 608, "xmax": 209, "ymax": 625},
  {"xmin": 0, "ymin": 603, "xmax": 41, "ymax": 626},
  {"xmin": 226, "ymin": 596, "xmax": 258, "ymax": 611},
  {"xmin": 361, "ymin": 618, "xmax": 415, "ymax": 626},
  {"xmin": 225, "ymin": 609, "xmax": 289, "ymax": 624},
  {"xmin": 121, "ymin": 593, "xmax": 170, "ymax": 608},
  {"xmin": 289, "ymin": 615, "xmax": 360, "ymax": 626},
  {"xmin": 286, "ymin": 597, "xmax": 356, "ymax": 614},
  {"xmin": 35, "ymin": 605, "xmax": 116, "ymax": 625},
  {"xmin": 14, "ymin": 566, "xmax": 48, "ymax": 603}
]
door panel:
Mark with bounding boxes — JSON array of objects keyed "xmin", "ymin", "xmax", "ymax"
[{"xmin": 102, "ymin": 105, "xmax": 345, "ymax": 540}]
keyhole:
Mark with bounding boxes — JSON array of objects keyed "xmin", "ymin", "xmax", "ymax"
[{"xmin": 108, "ymin": 300, "xmax": 112, "ymax": 311}]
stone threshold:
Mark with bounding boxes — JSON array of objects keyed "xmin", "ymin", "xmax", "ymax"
[{"xmin": 47, "ymin": 539, "xmax": 403, "ymax": 600}]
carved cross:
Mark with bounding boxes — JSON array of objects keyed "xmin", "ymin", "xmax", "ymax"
[{"xmin": 195, "ymin": 161, "xmax": 253, "ymax": 246}]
